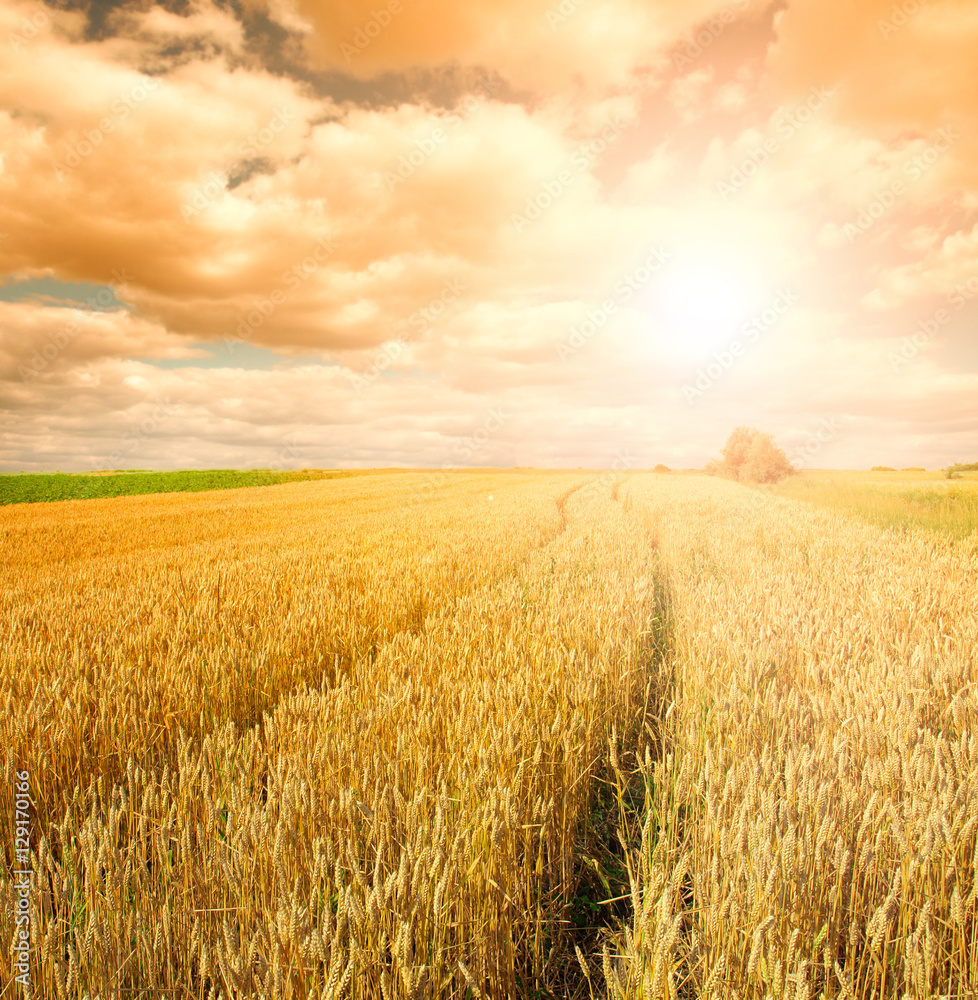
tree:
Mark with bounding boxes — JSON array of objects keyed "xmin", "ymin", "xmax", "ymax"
[
  {"xmin": 704, "ymin": 457, "xmax": 738, "ymax": 481},
  {"xmin": 707, "ymin": 427, "xmax": 795, "ymax": 484},
  {"xmin": 740, "ymin": 432, "xmax": 794, "ymax": 484},
  {"xmin": 721, "ymin": 425, "xmax": 755, "ymax": 474}
]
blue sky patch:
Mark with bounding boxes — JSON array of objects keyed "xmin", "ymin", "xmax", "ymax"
[
  {"xmin": 139, "ymin": 342, "xmax": 326, "ymax": 371},
  {"xmin": 0, "ymin": 276, "xmax": 128, "ymax": 310}
]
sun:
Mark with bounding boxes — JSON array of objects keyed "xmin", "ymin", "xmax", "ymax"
[{"xmin": 652, "ymin": 246, "xmax": 772, "ymax": 359}]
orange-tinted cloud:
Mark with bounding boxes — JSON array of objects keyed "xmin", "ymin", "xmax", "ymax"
[
  {"xmin": 274, "ymin": 0, "xmax": 777, "ymax": 93},
  {"xmin": 0, "ymin": 0, "xmax": 976, "ymax": 471}
]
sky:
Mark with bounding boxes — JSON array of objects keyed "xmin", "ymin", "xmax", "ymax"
[{"xmin": 0, "ymin": 0, "xmax": 976, "ymax": 472}]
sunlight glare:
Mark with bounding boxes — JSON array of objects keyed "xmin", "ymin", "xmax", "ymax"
[{"xmin": 655, "ymin": 248, "xmax": 771, "ymax": 359}]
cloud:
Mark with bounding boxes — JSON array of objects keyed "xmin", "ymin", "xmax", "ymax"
[
  {"xmin": 0, "ymin": 0, "xmax": 976, "ymax": 470},
  {"xmin": 863, "ymin": 223, "xmax": 978, "ymax": 308},
  {"xmin": 767, "ymin": 0, "xmax": 978, "ymax": 188},
  {"xmin": 0, "ymin": 300, "xmax": 195, "ymax": 385}
]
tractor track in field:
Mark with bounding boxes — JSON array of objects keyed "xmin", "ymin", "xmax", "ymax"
[
  {"xmin": 538, "ymin": 476, "xmax": 676, "ymax": 999},
  {"xmin": 20, "ymin": 471, "xmax": 665, "ymax": 999},
  {"xmin": 554, "ymin": 479, "xmax": 590, "ymax": 535}
]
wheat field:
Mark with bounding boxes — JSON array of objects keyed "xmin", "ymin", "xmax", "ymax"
[{"xmin": 1, "ymin": 472, "xmax": 976, "ymax": 998}]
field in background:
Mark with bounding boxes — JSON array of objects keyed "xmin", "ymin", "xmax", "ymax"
[
  {"xmin": 0, "ymin": 469, "xmax": 350, "ymax": 505},
  {"xmin": 771, "ymin": 469, "xmax": 978, "ymax": 540},
  {"xmin": 1, "ymin": 472, "xmax": 976, "ymax": 998},
  {"xmin": 0, "ymin": 466, "xmax": 645, "ymax": 506}
]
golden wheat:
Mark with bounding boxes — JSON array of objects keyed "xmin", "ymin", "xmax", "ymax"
[
  {"xmin": 2, "ymin": 470, "xmax": 975, "ymax": 998},
  {"xmin": 607, "ymin": 475, "xmax": 978, "ymax": 1000},
  {"xmin": 1, "ymin": 470, "xmax": 664, "ymax": 997}
]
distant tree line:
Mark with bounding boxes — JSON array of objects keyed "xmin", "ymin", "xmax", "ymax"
[{"xmin": 945, "ymin": 461, "xmax": 978, "ymax": 479}]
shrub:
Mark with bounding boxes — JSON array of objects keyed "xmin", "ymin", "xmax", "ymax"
[
  {"xmin": 871, "ymin": 466, "xmax": 897, "ymax": 472},
  {"xmin": 704, "ymin": 457, "xmax": 737, "ymax": 481},
  {"xmin": 707, "ymin": 427, "xmax": 794, "ymax": 484},
  {"xmin": 721, "ymin": 426, "xmax": 755, "ymax": 472}
]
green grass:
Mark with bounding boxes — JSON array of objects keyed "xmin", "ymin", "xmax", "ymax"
[
  {"xmin": 0, "ymin": 468, "xmax": 348, "ymax": 505},
  {"xmin": 771, "ymin": 470, "xmax": 978, "ymax": 539}
]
